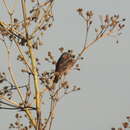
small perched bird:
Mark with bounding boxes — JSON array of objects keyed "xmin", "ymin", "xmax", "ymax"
[{"xmin": 53, "ymin": 50, "xmax": 76, "ymax": 83}]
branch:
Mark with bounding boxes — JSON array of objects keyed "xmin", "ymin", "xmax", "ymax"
[
  {"xmin": 2, "ymin": 37, "xmax": 36, "ymax": 128},
  {"xmin": 78, "ymin": 29, "xmax": 116, "ymax": 59},
  {"xmin": 21, "ymin": 0, "xmax": 41, "ymax": 129},
  {"xmin": 0, "ymin": 21, "xmax": 26, "ymax": 41},
  {"xmin": 0, "ymin": 95, "xmax": 19, "ymax": 107}
]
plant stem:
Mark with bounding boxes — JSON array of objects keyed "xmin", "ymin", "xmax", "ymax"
[{"xmin": 21, "ymin": 0, "xmax": 41, "ymax": 129}]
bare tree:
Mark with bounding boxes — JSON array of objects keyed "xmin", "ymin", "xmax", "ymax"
[{"xmin": 0, "ymin": 0, "xmax": 125, "ymax": 130}]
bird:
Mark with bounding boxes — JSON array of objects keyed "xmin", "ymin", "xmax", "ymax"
[{"xmin": 53, "ymin": 50, "xmax": 76, "ymax": 83}]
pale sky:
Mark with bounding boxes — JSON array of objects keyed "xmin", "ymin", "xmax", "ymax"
[{"xmin": 0, "ymin": 0, "xmax": 130, "ymax": 130}]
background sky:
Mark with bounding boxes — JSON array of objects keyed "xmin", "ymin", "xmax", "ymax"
[{"xmin": 0, "ymin": 0, "xmax": 130, "ymax": 130}]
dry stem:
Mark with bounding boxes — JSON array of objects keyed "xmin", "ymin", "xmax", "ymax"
[{"xmin": 21, "ymin": 0, "xmax": 41, "ymax": 129}]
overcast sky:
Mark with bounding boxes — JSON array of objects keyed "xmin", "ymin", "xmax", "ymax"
[{"xmin": 0, "ymin": 0, "xmax": 130, "ymax": 130}]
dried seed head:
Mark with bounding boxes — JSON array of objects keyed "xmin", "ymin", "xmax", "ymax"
[
  {"xmin": 14, "ymin": 18, "xmax": 18, "ymax": 23},
  {"xmin": 59, "ymin": 47, "xmax": 64, "ymax": 53},
  {"xmin": 48, "ymin": 51, "xmax": 51, "ymax": 57},
  {"xmin": 122, "ymin": 122, "xmax": 129, "ymax": 128},
  {"xmin": 41, "ymin": 25, "xmax": 48, "ymax": 31},
  {"xmin": 76, "ymin": 64, "xmax": 80, "ymax": 67},
  {"xmin": 111, "ymin": 128, "xmax": 116, "ymax": 130},
  {"xmin": 77, "ymin": 8, "xmax": 83, "ymax": 15},
  {"xmin": 15, "ymin": 113, "xmax": 19, "ymax": 118},
  {"xmin": 118, "ymin": 128, "xmax": 123, "ymax": 130},
  {"xmin": 52, "ymin": 61, "xmax": 56, "ymax": 64},
  {"xmin": 89, "ymin": 10, "xmax": 93, "ymax": 16},
  {"xmin": 101, "ymin": 25, "xmax": 105, "ymax": 30},
  {"xmin": 61, "ymin": 81, "xmax": 69, "ymax": 88},
  {"xmin": 104, "ymin": 15, "xmax": 109, "ymax": 23},
  {"xmin": 48, "ymin": 23, "xmax": 53, "ymax": 28},
  {"xmin": 31, "ymin": 0, "xmax": 36, "ymax": 2},
  {"xmin": 86, "ymin": 10, "xmax": 93, "ymax": 17},
  {"xmin": 77, "ymin": 87, "xmax": 81, "ymax": 90}
]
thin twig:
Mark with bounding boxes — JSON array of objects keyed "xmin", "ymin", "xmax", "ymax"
[
  {"xmin": 24, "ymin": 74, "xmax": 31, "ymax": 105},
  {"xmin": 43, "ymin": 99, "xmax": 53, "ymax": 130},
  {"xmin": 49, "ymin": 99, "xmax": 57, "ymax": 130},
  {"xmin": 8, "ymin": 67, "xmax": 25, "ymax": 102},
  {"xmin": 0, "ymin": 95, "xmax": 19, "ymax": 107},
  {"xmin": 2, "ymin": 0, "xmax": 11, "ymax": 15},
  {"xmin": 11, "ymin": 0, "xmax": 18, "ymax": 14},
  {"xmin": 76, "ymin": 28, "xmax": 117, "ymax": 63},
  {"xmin": 2, "ymin": 39, "xmax": 24, "ymax": 102},
  {"xmin": 13, "ymin": 39, "xmax": 33, "ymax": 73},
  {"xmin": 84, "ymin": 18, "xmax": 91, "ymax": 48}
]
